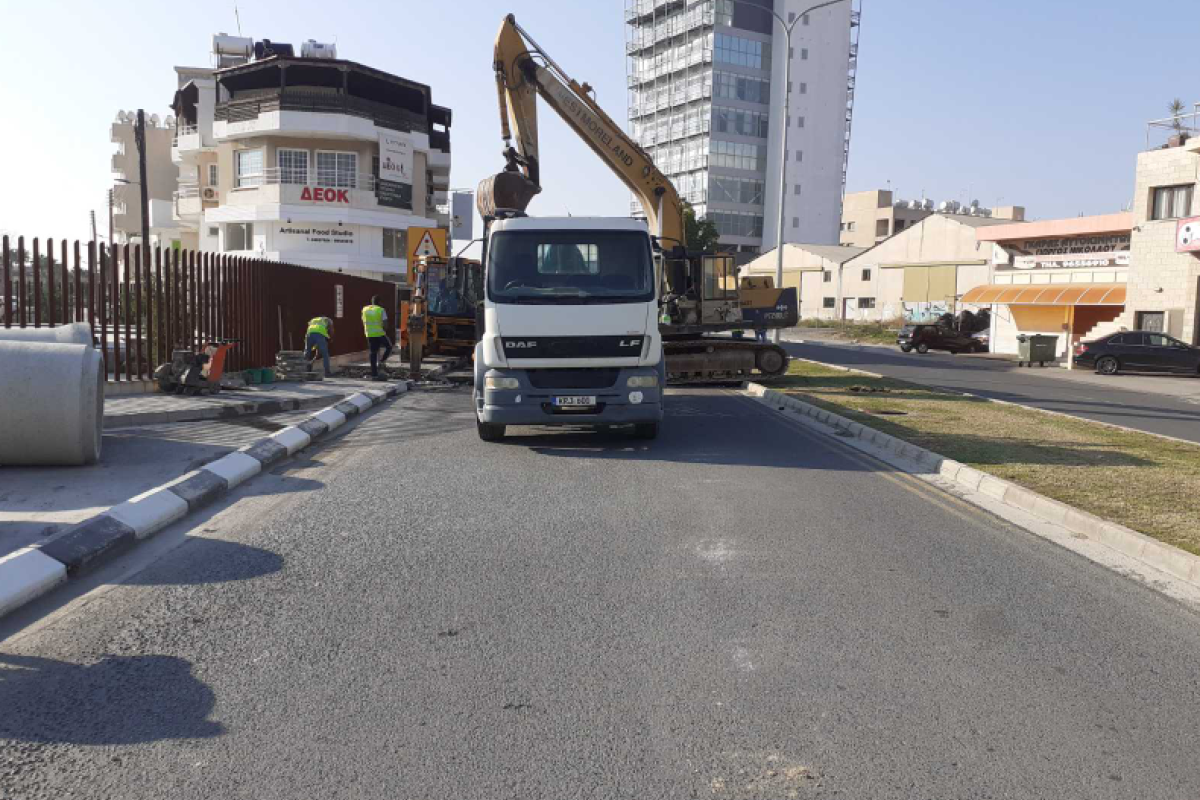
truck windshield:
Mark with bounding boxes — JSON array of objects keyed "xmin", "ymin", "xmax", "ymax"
[{"xmin": 487, "ymin": 230, "xmax": 654, "ymax": 304}]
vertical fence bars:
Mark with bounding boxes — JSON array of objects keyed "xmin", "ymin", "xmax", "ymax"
[{"xmin": 2, "ymin": 235, "xmax": 10, "ymax": 328}]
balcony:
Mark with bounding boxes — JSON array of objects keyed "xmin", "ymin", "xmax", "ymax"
[
  {"xmin": 626, "ymin": 5, "xmax": 714, "ymax": 53},
  {"xmin": 1145, "ymin": 104, "xmax": 1200, "ymax": 151},
  {"xmin": 172, "ymin": 183, "xmax": 211, "ymax": 222},
  {"xmin": 214, "ymin": 88, "xmax": 427, "ymax": 140},
  {"xmin": 221, "ymin": 167, "xmax": 427, "ymax": 218},
  {"xmin": 111, "ymin": 153, "xmax": 128, "ymax": 176}
]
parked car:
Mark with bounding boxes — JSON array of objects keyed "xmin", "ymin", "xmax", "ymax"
[
  {"xmin": 897, "ymin": 323, "xmax": 982, "ymax": 354},
  {"xmin": 1073, "ymin": 331, "xmax": 1200, "ymax": 375},
  {"xmin": 970, "ymin": 330, "xmax": 990, "ymax": 353}
]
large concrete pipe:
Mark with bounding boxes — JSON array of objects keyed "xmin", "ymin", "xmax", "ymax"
[
  {"xmin": 0, "ymin": 342, "xmax": 104, "ymax": 465},
  {"xmin": 0, "ymin": 322, "xmax": 94, "ymax": 346}
]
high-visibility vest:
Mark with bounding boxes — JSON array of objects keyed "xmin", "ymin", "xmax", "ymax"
[
  {"xmin": 362, "ymin": 305, "xmax": 386, "ymax": 338},
  {"xmin": 306, "ymin": 317, "xmax": 331, "ymax": 339}
]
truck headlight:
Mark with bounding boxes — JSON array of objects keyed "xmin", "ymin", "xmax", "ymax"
[
  {"xmin": 485, "ymin": 376, "xmax": 520, "ymax": 390},
  {"xmin": 627, "ymin": 375, "xmax": 658, "ymax": 388}
]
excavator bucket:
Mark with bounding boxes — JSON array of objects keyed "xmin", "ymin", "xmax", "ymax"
[{"xmin": 477, "ymin": 171, "xmax": 540, "ymax": 218}]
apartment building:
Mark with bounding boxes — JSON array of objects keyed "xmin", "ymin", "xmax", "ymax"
[
  {"xmin": 625, "ymin": 0, "xmax": 861, "ymax": 258},
  {"xmin": 109, "ymin": 112, "xmax": 180, "ymax": 247},
  {"xmin": 170, "ymin": 36, "xmax": 451, "ymax": 281},
  {"xmin": 839, "ymin": 189, "xmax": 1026, "ymax": 249}
]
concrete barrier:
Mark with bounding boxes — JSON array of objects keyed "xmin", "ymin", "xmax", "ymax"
[
  {"xmin": 0, "ymin": 341, "xmax": 104, "ymax": 465},
  {"xmin": 0, "ymin": 322, "xmax": 93, "ymax": 346}
]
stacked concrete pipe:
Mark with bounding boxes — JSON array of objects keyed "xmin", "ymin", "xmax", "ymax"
[{"xmin": 0, "ymin": 324, "xmax": 104, "ymax": 465}]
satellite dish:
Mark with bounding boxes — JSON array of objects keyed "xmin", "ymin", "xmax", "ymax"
[
  {"xmin": 117, "ymin": 111, "xmax": 129, "ymax": 124},
  {"xmin": 149, "ymin": 113, "xmax": 161, "ymax": 127},
  {"xmin": 164, "ymin": 115, "xmax": 175, "ymax": 128}
]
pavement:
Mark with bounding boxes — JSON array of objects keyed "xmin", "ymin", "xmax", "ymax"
[
  {"xmin": 3, "ymin": 387, "xmax": 1200, "ymax": 798},
  {"xmin": 782, "ymin": 335, "xmax": 1200, "ymax": 443}
]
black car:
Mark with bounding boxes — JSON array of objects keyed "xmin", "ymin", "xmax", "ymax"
[
  {"xmin": 897, "ymin": 323, "xmax": 982, "ymax": 354},
  {"xmin": 1074, "ymin": 331, "xmax": 1200, "ymax": 375}
]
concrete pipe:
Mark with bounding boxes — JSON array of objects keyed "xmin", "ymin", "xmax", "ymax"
[
  {"xmin": 0, "ymin": 322, "xmax": 94, "ymax": 347},
  {"xmin": 0, "ymin": 341, "xmax": 104, "ymax": 466}
]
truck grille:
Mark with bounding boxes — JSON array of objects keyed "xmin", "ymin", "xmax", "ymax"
[{"xmin": 526, "ymin": 368, "xmax": 620, "ymax": 389}]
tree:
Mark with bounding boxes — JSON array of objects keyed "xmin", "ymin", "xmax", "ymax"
[
  {"xmin": 1169, "ymin": 98, "xmax": 1186, "ymax": 132},
  {"xmin": 682, "ymin": 201, "xmax": 720, "ymax": 254}
]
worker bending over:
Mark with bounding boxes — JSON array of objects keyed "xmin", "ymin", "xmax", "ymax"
[
  {"xmin": 362, "ymin": 295, "xmax": 393, "ymax": 381},
  {"xmin": 305, "ymin": 315, "xmax": 335, "ymax": 378}
]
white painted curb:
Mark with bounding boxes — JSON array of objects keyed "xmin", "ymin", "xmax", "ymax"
[
  {"xmin": 270, "ymin": 426, "xmax": 312, "ymax": 455},
  {"xmin": 0, "ymin": 547, "xmax": 68, "ymax": 617},
  {"xmin": 203, "ymin": 452, "xmax": 262, "ymax": 489},
  {"xmin": 346, "ymin": 393, "xmax": 373, "ymax": 411},
  {"xmin": 314, "ymin": 408, "xmax": 347, "ymax": 431},
  {"xmin": 108, "ymin": 487, "xmax": 190, "ymax": 540}
]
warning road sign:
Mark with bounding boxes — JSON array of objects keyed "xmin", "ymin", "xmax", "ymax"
[{"xmin": 406, "ymin": 226, "xmax": 446, "ymax": 263}]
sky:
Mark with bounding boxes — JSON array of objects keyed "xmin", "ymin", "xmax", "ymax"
[{"xmin": 1, "ymin": 0, "xmax": 1199, "ymax": 245}]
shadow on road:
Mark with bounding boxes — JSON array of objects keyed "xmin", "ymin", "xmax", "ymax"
[
  {"xmin": 0, "ymin": 652, "xmax": 222, "ymax": 744},
  {"xmin": 121, "ymin": 536, "xmax": 283, "ymax": 586}
]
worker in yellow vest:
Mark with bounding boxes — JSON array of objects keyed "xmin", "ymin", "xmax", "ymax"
[
  {"xmin": 305, "ymin": 315, "xmax": 335, "ymax": 377},
  {"xmin": 362, "ymin": 295, "xmax": 393, "ymax": 381}
]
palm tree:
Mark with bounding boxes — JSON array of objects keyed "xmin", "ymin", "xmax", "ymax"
[{"xmin": 1168, "ymin": 98, "xmax": 1186, "ymax": 132}]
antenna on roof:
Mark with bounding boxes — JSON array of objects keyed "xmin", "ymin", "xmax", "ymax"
[{"xmin": 234, "ymin": 2, "xmax": 242, "ymax": 36}]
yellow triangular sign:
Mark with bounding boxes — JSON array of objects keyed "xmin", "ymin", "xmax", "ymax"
[{"xmin": 414, "ymin": 231, "xmax": 440, "ymax": 258}]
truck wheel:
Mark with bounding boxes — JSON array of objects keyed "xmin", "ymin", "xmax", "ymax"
[
  {"xmin": 899, "ymin": 345, "xmax": 913, "ymax": 353},
  {"xmin": 633, "ymin": 422, "xmax": 659, "ymax": 440},
  {"xmin": 477, "ymin": 420, "xmax": 506, "ymax": 442},
  {"xmin": 916, "ymin": 343, "xmax": 929, "ymax": 354}
]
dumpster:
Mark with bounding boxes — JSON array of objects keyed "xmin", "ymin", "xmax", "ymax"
[{"xmin": 1017, "ymin": 334, "xmax": 1057, "ymax": 367}]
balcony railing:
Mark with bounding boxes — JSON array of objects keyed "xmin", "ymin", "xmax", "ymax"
[
  {"xmin": 626, "ymin": 5, "xmax": 714, "ymax": 52},
  {"xmin": 172, "ymin": 124, "xmax": 199, "ymax": 145},
  {"xmin": 215, "ymin": 88, "xmax": 427, "ymax": 135},
  {"xmin": 230, "ymin": 167, "xmax": 380, "ymax": 192},
  {"xmin": 1146, "ymin": 104, "xmax": 1200, "ymax": 151}
]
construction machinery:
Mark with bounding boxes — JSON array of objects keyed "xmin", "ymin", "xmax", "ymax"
[
  {"xmin": 479, "ymin": 13, "xmax": 797, "ymax": 385},
  {"xmin": 401, "ymin": 255, "xmax": 484, "ymax": 376},
  {"xmin": 154, "ymin": 339, "xmax": 238, "ymax": 395}
]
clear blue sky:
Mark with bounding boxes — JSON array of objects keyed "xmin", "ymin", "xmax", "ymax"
[{"xmin": 1, "ymin": 0, "xmax": 1198, "ymax": 244}]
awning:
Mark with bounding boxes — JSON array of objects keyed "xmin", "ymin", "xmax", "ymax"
[{"xmin": 960, "ymin": 283, "xmax": 1126, "ymax": 306}]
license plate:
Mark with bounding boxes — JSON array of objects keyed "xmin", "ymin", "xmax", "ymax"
[{"xmin": 553, "ymin": 395, "xmax": 596, "ymax": 407}]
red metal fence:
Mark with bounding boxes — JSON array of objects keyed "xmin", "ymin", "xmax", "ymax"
[{"xmin": 2, "ymin": 235, "xmax": 397, "ymax": 383}]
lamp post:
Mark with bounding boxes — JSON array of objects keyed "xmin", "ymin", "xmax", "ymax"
[{"xmin": 727, "ymin": 0, "xmax": 848, "ymax": 342}]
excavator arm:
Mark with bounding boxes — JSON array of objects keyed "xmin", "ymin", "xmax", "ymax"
[{"xmin": 479, "ymin": 14, "xmax": 685, "ymax": 251}]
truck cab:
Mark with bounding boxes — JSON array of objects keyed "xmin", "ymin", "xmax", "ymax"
[{"xmin": 473, "ymin": 216, "xmax": 665, "ymax": 441}]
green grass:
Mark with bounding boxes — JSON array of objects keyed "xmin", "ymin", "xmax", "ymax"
[
  {"xmin": 793, "ymin": 318, "xmax": 900, "ymax": 345},
  {"xmin": 762, "ymin": 360, "xmax": 1200, "ymax": 555}
]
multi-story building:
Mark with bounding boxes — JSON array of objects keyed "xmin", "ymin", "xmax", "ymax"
[
  {"xmin": 110, "ymin": 112, "xmax": 180, "ymax": 247},
  {"xmin": 170, "ymin": 36, "xmax": 451, "ymax": 281},
  {"xmin": 839, "ymin": 189, "xmax": 1025, "ymax": 249},
  {"xmin": 625, "ymin": 0, "xmax": 861, "ymax": 260}
]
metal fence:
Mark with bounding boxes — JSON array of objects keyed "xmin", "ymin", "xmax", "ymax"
[{"xmin": 2, "ymin": 235, "xmax": 397, "ymax": 383}]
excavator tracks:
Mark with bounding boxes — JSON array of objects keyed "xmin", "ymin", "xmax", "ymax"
[{"xmin": 663, "ymin": 339, "xmax": 789, "ymax": 386}]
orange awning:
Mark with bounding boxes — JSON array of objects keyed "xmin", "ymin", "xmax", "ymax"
[{"xmin": 960, "ymin": 283, "xmax": 1126, "ymax": 306}]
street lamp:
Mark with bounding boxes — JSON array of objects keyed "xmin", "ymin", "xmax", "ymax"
[{"xmin": 726, "ymin": 0, "xmax": 849, "ymax": 342}]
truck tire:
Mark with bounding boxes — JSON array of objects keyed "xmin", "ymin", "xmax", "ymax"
[
  {"xmin": 916, "ymin": 343, "xmax": 929, "ymax": 354},
  {"xmin": 477, "ymin": 420, "xmax": 506, "ymax": 442},
  {"xmin": 633, "ymin": 422, "xmax": 659, "ymax": 440}
]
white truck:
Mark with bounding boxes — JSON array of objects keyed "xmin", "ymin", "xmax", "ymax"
[{"xmin": 473, "ymin": 215, "xmax": 665, "ymax": 441}]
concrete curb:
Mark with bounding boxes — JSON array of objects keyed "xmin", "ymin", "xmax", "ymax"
[
  {"xmin": 103, "ymin": 387, "xmax": 360, "ymax": 430},
  {"xmin": 747, "ymin": 382, "xmax": 1200, "ymax": 590},
  {"xmin": 0, "ymin": 381, "xmax": 412, "ymax": 619}
]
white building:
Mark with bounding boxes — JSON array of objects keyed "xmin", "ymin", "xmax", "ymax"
[
  {"xmin": 625, "ymin": 0, "xmax": 861, "ymax": 259},
  {"xmin": 171, "ymin": 36, "xmax": 452, "ymax": 281},
  {"xmin": 110, "ymin": 111, "xmax": 180, "ymax": 248}
]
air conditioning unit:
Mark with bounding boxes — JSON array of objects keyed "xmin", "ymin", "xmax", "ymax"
[{"xmin": 202, "ymin": 187, "xmax": 217, "ymax": 200}]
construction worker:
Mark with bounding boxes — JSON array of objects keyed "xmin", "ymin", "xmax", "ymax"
[
  {"xmin": 305, "ymin": 315, "xmax": 335, "ymax": 377},
  {"xmin": 362, "ymin": 294, "xmax": 393, "ymax": 381}
]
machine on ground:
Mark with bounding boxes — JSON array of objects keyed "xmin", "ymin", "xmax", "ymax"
[
  {"xmin": 154, "ymin": 339, "xmax": 238, "ymax": 395},
  {"xmin": 401, "ymin": 255, "xmax": 483, "ymax": 376}
]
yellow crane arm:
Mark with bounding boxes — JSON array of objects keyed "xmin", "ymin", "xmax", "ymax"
[{"xmin": 482, "ymin": 14, "xmax": 686, "ymax": 251}]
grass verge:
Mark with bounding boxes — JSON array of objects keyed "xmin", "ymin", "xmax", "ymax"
[
  {"xmin": 792, "ymin": 319, "xmax": 900, "ymax": 345},
  {"xmin": 762, "ymin": 360, "xmax": 1200, "ymax": 555}
]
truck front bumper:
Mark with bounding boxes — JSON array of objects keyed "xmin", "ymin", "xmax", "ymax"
[{"xmin": 476, "ymin": 366, "xmax": 664, "ymax": 426}]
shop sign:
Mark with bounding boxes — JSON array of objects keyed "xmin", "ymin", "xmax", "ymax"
[
  {"xmin": 276, "ymin": 224, "xmax": 357, "ymax": 252},
  {"xmin": 1020, "ymin": 234, "xmax": 1130, "ymax": 256},
  {"xmin": 1176, "ymin": 216, "xmax": 1200, "ymax": 253},
  {"xmin": 378, "ymin": 132, "xmax": 414, "ymax": 211},
  {"xmin": 335, "ymin": 284, "xmax": 344, "ymax": 318},
  {"xmin": 1013, "ymin": 252, "xmax": 1130, "ymax": 270},
  {"xmin": 300, "ymin": 186, "xmax": 349, "ymax": 203}
]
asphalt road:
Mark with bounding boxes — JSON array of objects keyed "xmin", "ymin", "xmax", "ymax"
[
  {"xmin": 3, "ymin": 387, "xmax": 1200, "ymax": 799},
  {"xmin": 785, "ymin": 339, "xmax": 1200, "ymax": 444}
]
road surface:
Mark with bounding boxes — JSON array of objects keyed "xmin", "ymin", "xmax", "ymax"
[
  {"xmin": 3, "ymin": 387, "xmax": 1200, "ymax": 799},
  {"xmin": 785, "ymin": 338, "xmax": 1200, "ymax": 444}
]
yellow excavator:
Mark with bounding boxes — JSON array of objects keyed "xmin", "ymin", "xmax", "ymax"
[{"xmin": 478, "ymin": 14, "xmax": 796, "ymax": 382}]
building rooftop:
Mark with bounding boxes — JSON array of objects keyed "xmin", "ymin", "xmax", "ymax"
[
  {"xmin": 746, "ymin": 243, "xmax": 869, "ymax": 269},
  {"xmin": 975, "ymin": 212, "xmax": 1133, "ymax": 242}
]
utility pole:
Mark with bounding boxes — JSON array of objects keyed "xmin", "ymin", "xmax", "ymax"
[
  {"xmin": 135, "ymin": 109, "xmax": 151, "ymax": 257},
  {"xmin": 730, "ymin": 0, "xmax": 849, "ymax": 342},
  {"xmin": 90, "ymin": 210, "xmax": 97, "ymax": 244},
  {"xmin": 108, "ymin": 189, "xmax": 114, "ymax": 246}
]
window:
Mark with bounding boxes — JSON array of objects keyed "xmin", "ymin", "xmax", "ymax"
[
  {"xmin": 715, "ymin": 33, "xmax": 770, "ymax": 69},
  {"xmin": 714, "ymin": 72, "xmax": 770, "ymax": 104},
  {"xmin": 235, "ymin": 149, "xmax": 263, "ymax": 188},
  {"xmin": 847, "ymin": 221, "xmax": 856, "ymax": 231},
  {"xmin": 796, "ymin": 150, "xmax": 803, "ymax": 162},
  {"xmin": 382, "ymin": 228, "xmax": 406, "ymax": 259},
  {"xmin": 207, "ymin": 226, "xmax": 219, "ymax": 238},
  {"xmin": 1151, "ymin": 185, "xmax": 1193, "ymax": 220},
  {"xmin": 1146, "ymin": 333, "xmax": 1173, "ymax": 347},
  {"xmin": 538, "ymin": 243, "xmax": 599, "ymax": 274},
  {"xmin": 225, "ymin": 222, "xmax": 253, "ymax": 251},
  {"xmin": 894, "ymin": 219, "xmax": 907, "ymax": 232},
  {"xmin": 1136, "ymin": 311, "xmax": 1165, "ymax": 332},
  {"xmin": 709, "ymin": 175, "xmax": 765, "ymax": 205},
  {"xmin": 788, "ymin": 11, "xmax": 795, "ymax": 22},
  {"xmin": 876, "ymin": 219, "xmax": 890, "ymax": 237},
  {"xmin": 802, "ymin": 13, "xmax": 809, "ymax": 25},
  {"xmin": 794, "ymin": 184, "xmax": 802, "ymax": 195},
  {"xmin": 714, "ymin": 106, "xmax": 769, "ymax": 138},
  {"xmin": 708, "ymin": 210, "xmax": 764, "ymax": 238},
  {"xmin": 277, "ymin": 148, "xmax": 309, "ymax": 185},
  {"xmin": 798, "ymin": 82, "xmax": 807, "ymax": 94},
  {"xmin": 207, "ymin": 163, "xmax": 219, "ymax": 187},
  {"xmin": 823, "ymin": 271, "xmax": 832, "ymax": 283},
  {"xmin": 862, "ymin": 268, "xmax": 872, "ymax": 281},
  {"xmin": 801, "ymin": 48, "xmax": 809, "ymax": 60},
  {"xmin": 316, "ymin": 151, "xmax": 358, "ymax": 189},
  {"xmin": 709, "ymin": 140, "xmax": 767, "ymax": 171},
  {"xmin": 823, "ymin": 297, "xmax": 836, "ymax": 309},
  {"xmin": 796, "ymin": 116, "xmax": 805, "ymax": 128},
  {"xmin": 859, "ymin": 297, "xmax": 876, "ymax": 309},
  {"xmin": 487, "ymin": 230, "xmax": 654, "ymax": 304},
  {"xmin": 792, "ymin": 217, "xmax": 799, "ymax": 228}
]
